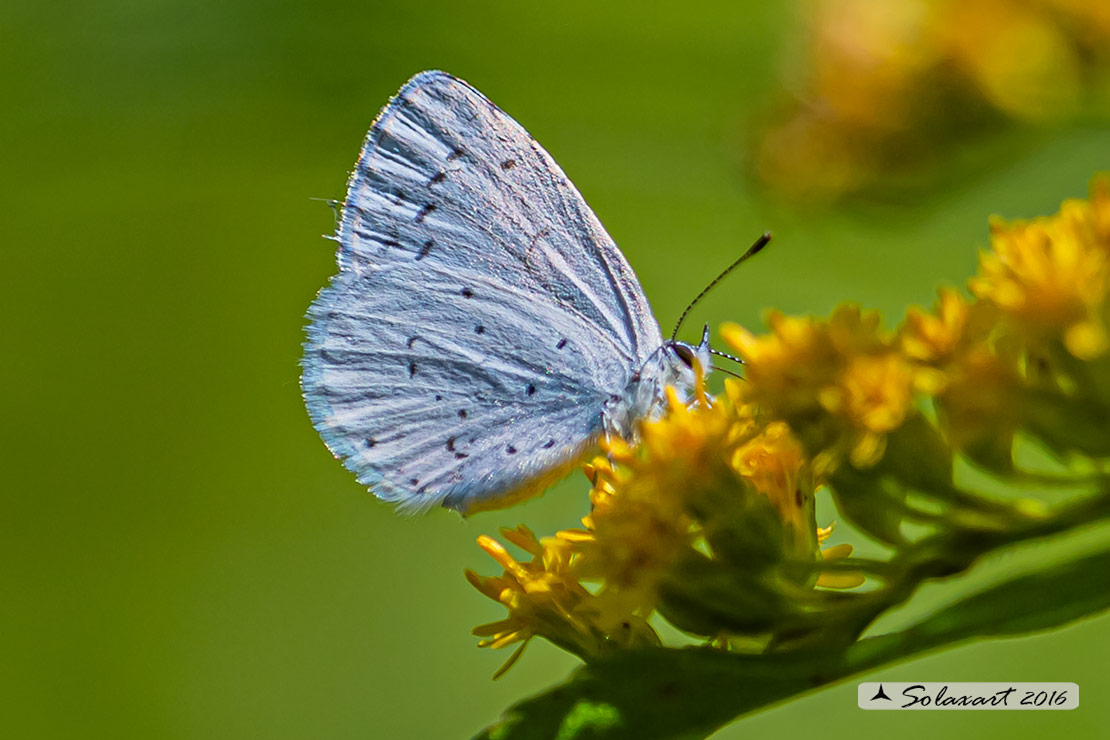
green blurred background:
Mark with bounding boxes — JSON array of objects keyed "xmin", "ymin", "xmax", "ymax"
[{"xmin": 4, "ymin": 1, "xmax": 1109, "ymax": 738}]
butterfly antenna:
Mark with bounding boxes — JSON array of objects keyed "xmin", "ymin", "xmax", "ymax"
[
  {"xmin": 711, "ymin": 365, "xmax": 745, "ymax": 380},
  {"xmin": 710, "ymin": 348, "xmax": 745, "ymax": 365},
  {"xmin": 670, "ymin": 232, "xmax": 772, "ymax": 341}
]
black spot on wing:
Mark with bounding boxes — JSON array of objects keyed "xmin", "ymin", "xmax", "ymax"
[
  {"xmin": 414, "ymin": 203, "xmax": 436, "ymax": 223},
  {"xmin": 415, "ymin": 239, "xmax": 434, "ymax": 260}
]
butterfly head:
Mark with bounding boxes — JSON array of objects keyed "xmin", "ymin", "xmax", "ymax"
[
  {"xmin": 603, "ymin": 325, "xmax": 712, "ymax": 440},
  {"xmin": 661, "ymin": 323, "xmax": 713, "ymax": 391}
]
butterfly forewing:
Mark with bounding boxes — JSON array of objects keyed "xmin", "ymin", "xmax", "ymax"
[{"xmin": 302, "ymin": 71, "xmax": 662, "ymax": 513}]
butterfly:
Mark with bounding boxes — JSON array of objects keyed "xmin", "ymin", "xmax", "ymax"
[{"xmin": 302, "ymin": 70, "xmax": 730, "ymax": 515}]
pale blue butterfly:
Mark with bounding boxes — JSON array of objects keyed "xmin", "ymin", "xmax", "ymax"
[{"xmin": 302, "ymin": 70, "xmax": 724, "ymax": 515}]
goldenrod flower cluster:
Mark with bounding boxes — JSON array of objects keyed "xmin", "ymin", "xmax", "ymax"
[
  {"xmin": 469, "ymin": 178, "xmax": 1110, "ymax": 674},
  {"xmin": 754, "ymin": 0, "xmax": 1110, "ymax": 200}
]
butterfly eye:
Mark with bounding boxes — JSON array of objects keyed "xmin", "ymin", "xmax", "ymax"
[{"xmin": 672, "ymin": 344, "xmax": 695, "ymax": 369}]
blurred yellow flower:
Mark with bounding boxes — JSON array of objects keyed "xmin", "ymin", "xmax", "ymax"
[
  {"xmin": 970, "ymin": 177, "xmax": 1110, "ymax": 359},
  {"xmin": 899, "ymin": 288, "xmax": 1020, "ymax": 462},
  {"xmin": 817, "ymin": 542, "xmax": 866, "ymax": 589},
  {"xmin": 753, "ymin": 0, "xmax": 1110, "ymax": 200},
  {"xmin": 901, "ymin": 287, "xmax": 972, "ymax": 367},
  {"xmin": 946, "ymin": 0, "xmax": 1082, "ymax": 121},
  {"xmin": 833, "ymin": 353, "xmax": 916, "ymax": 467}
]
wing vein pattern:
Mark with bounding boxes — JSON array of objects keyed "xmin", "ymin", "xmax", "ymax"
[{"xmin": 302, "ymin": 71, "xmax": 662, "ymax": 513}]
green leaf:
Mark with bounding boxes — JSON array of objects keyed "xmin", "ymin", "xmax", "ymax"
[
  {"xmin": 879, "ymin": 545, "xmax": 1110, "ymax": 649},
  {"xmin": 828, "ymin": 466, "xmax": 908, "ymax": 545},
  {"xmin": 475, "ymin": 646, "xmax": 841, "ymax": 740},
  {"xmin": 1021, "ymin": 389, "xmax": 1110, "ymax": 457},
  {"xmin": 883, "ymin": 413, "xmax": 955, "ymax": 494}
]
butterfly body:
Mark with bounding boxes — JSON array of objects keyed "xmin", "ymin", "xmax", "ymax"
[{"xmin": 302, "ymin": 71, "xmax": 708, "ymax": 514}]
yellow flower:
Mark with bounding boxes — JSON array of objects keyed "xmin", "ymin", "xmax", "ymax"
[
  {"xmin": 571, "ymin": 469, "xmax": 691, "ymax": 610},
  {"xmin": 969, "ymin": 178, "xmax": 1110, "ymax": 359},
  {"xmin": 466, "ymin": 526, "xmax": 612, "ymax": 676},
  {"xmin": 469, "ymin": 373, "xmax": 856, "ymax": 652},
  {"xmin": 901, "ymin": 286, "xmax": 971, "ymax": 366},
  {"xmin": 899, "ymin": 287, "xmax": 1021, "ymax": 463},
  {"xmin": 464, "ymin": 175, "xmax": 1110, "ymax": 676},
  {"xmin": 830, "ymin": 353, "xmax": 916, "ymax": 467},
  {"xmin": 817, "ymin": 542, "xmax": 866, "ymax": 589},
  {"xmin": 723, "ymin": 305, "xmax": 913, "ymax": 470},
  {"xmin": 731, "ymin": 421, "xmax": 813, "ymax": 548},
  {"xmin": 567, "ymin": 389, "xmax": 731, "ymax": 613},
  {"xmin": 815, "ymin": 527, "xmax": 866, "ymax": 585},
  {"xmin": 580, "ymin": 387, "xmax": 860, "ymax": 637}
]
